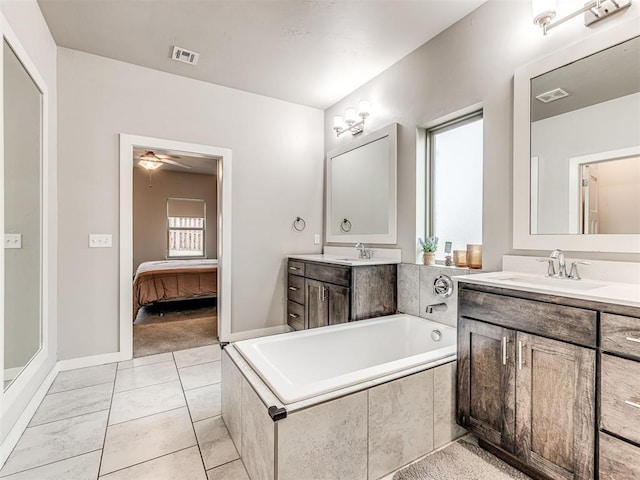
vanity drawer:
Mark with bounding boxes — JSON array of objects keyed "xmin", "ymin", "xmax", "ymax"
[
  {"xmin": 599, "ymin": 432, "xmax": 640, "ymax": 480},
  {"xmin": 601, "ymin": 354, "xmax": 640, "ymax": 445},
  {"xmin": 458, "ymin": 288, "xmax": 597, "ymax": 347},
  {"xmin": 287, "ymin": 300, "xmax": 304, "ymax": 331},
  {"xmin": 287, "ymin": 274, "xmax": 305, "ymax": 304},
  {"xmin": 601, "ymin": 313, "xmax": 640, "ymax": 360},
  {"xmin": 287, "ymin": 260, "xmax": 305, "ymax": 277},
  {"xmin": 305, "ymin": 263, "xmax": 350, "ymax": 287}
]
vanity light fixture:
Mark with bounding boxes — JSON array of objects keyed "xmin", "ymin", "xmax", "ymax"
[
  {"xmin": 333, "ymin": 100, "xmax": 370, "ymax": 137},
  {"xmin": 532, "ymin": 0, "xmax": 632, "ymax": 35}
]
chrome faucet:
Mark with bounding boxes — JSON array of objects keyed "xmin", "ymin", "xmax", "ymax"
[
  {"xmin": 355, "ymin": 242, "xmax": 372, "ymax": 259},
  {"xmin": 537, "ymin": 249, "xmax": 590, "ymax": 280},
  {"xmin": 426, "ymin": 303, "xmax": 448, "ymax": 314},
  {"xmin": 550, "ymin": 249, "xmax": 567, "ymax": 278}
]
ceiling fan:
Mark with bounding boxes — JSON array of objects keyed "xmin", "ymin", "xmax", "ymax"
[{"xmin": 137, "ymin": 150, "xmax": 191, "ymax": 171}]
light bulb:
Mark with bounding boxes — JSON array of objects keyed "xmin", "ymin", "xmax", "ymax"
[
  {"xmin": 344, "ymin": 108, "xmax": 357, "ymax": 124},
  {"xmin": 333, "ymin": 115, "xmax": 344, "ymax": 130},
  {"xmin": 358, "ymin": 100, "xmax": 370, "ymax": 117}
]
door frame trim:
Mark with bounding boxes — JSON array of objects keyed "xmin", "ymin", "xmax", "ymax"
[{"xmin": 119, "ymin": 134, "xmax": 232, "ymax": 358}]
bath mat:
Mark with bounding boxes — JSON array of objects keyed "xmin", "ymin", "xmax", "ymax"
[{"xmin": 392, "ymin": 440, "xmax": 531, "ymax": 480}]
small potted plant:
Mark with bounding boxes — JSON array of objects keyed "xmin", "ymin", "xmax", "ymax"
[{"xmin": 418, "ymin": 236, "xmax": 438, "ymax": 265}]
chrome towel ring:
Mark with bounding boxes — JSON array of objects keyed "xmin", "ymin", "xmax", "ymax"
[
  {"xmin": 340, "ymin": 218, "xmax": 352, "ymax": 233},
  {"xmin": 293, "ymin": 217, "xmax": 306, "ymax": 232}
]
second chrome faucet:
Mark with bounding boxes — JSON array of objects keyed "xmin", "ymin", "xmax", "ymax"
[{"xmin": 537, "ymin": 249, "xmax": 590, "ymax": 280}]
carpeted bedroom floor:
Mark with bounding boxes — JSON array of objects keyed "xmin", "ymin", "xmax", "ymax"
[{"xmin": 133, "ymin": 298, "xmax": 218, "ymax": 357}]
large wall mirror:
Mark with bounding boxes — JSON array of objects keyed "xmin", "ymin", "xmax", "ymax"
[
  {"xmin": 513, "ymin": 20, "xmax": 640, "ymax": 252},
  {"xmin": 326, "ymin": 123, "xmax": 397, "ymax": 244},
  {"xmin": 2, "ymin": 36, "xmax": 44, "ymax": 390}
]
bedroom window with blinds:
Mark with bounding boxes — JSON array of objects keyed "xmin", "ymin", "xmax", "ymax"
[{"xmin": 167, "ymin": 198, "xmax": 206, "ymax": 258}]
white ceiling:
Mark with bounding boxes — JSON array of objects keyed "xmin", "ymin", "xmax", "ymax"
[{"xmin": 37, "ymin": 0, "xmax": 485, "ymax": 109}]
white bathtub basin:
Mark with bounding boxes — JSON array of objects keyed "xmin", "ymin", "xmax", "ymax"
[{"xmin": 234, "ymin": 314, "xmax": 456, "ymax": 404}]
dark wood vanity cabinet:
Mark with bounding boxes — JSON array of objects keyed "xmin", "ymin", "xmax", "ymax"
[
  {"xmin": 457, "ymin": 284, "xmax": 597, "ymax": 480},
  {"xmin": 286, "ymin": 258, "xmax": 396, "ymax": 331}
]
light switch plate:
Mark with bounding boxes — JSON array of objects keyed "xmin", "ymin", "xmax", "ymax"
[
  {"xmin": 4, "ymin": 233, "xmax": 22, "ymax": 249},
  {"xmin": 314, "ymin": 234, "xmax": 320, "ymax": 245},
  {"xmin": 89, "ymin": 234, "xmax": 112, "ymax": 248}
]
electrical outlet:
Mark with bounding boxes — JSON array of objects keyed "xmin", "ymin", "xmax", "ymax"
[
  {"xmin": 4, "ymin": 233, "xmax": 22, "ymax": 249},
  {"xmin": 314, "ymin": 234, "xmax": 321, "ymax": 245},
  {"xmin": 89, "ymin": 234, "xmax": 112, "ymax": 248}
]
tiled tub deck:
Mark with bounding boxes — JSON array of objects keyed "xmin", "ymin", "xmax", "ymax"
[{"xmin": 221, "ymin": 345, "xmax": 465, "ymax": 480}]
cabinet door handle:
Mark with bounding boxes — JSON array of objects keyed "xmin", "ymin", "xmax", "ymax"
[
  {"xmin": 288, "ymin": 313, "xmax": 299, "ymax": 319},
  {"xmin": 625, "ymin": 399, "xmax": 640, "ymax": 410},
  {"xmin": 518, "ymin": 341, "xmax": 525, "ymax": 370},
  {"xmin": 289, "ymin": 266, "xmax": 298, "ymax": 271},
  {"xmin": 288, "ymin": 286, "xmax": 298, "ymax": 291},
  {"xmin": 321, "ymin": 286, "xmax": 327, "ymax": 302},
  {"xmin": 502, "ymin": 336, "xmax": 507, "ymax": 366},
  {"xmin": 625, "ymin": 336, "xmax": 640, "ymax": 344}
]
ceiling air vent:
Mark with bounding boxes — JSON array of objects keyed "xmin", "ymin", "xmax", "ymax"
[
  {"xmin": 171, "ymin": 46, "xmax": 200, "ymax": 66},
  {"xmin": 535, "ymin": 88, "xmax": 569, "ymax": 103}
]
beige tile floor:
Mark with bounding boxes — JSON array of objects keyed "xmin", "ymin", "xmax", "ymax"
[{"xmin": 0, "ymin": 344, "xmax": 248, "ymax": 480}]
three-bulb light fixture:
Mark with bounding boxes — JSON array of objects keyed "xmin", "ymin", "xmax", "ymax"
[
  {"xmin": 532, "ymin": 0, "xmax": 631, "ymax": 35},
  {"xmin": 333, "ymin": 100, "xmax": 370, "ymax": 137}
]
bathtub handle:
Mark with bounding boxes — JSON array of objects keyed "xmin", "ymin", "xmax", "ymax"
[{"xmin": 502, "ymin": 337, "xmax": 507, "ymax": 366}]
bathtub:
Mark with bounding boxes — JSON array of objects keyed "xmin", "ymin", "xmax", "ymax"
[
  {"xmin": 222, "ymin": 314, "xmax": 464, "ymax": 480},
  {"xmin": 234, "ymin": 313, "xmax": 456, "ymax": 404}
]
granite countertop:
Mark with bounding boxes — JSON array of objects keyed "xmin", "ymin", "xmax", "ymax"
[{"xmin": 455, "ymin": 271, "xmax": 640, "ymax": 309}]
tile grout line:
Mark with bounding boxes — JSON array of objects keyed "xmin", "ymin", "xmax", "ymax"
[
  {"xmin": 111, "ymin": 377, "xmax": 182, "ymax": 396},
  {"xmin": 26, "ymin": 407, "xmax": 112, "ymax": 430},
  {"xmin": 47, "ymin": 378, "xmax": 116, "ymax": 396},
  {"xmin": 173, "ymin": 351, "xmax": 210, "ymax": 476},
  {"xmin": 0, "ymin": 449, "xmax": 104, "ymax": 479},
  {"xmin": 96, "ymin": 367, "xmax": 119, "ymax": 480},
  {"xmin": 96, "ymin": 445, "xmax": 197, "ymax": 479},
  {"xmin": 107, "ymin": 405, "xmax": 189, "ymax": 428}
]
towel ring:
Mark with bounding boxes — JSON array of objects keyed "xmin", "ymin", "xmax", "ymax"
[
  {"xmin": 293, "ymin": 217, "xmax": 306, "ymax": 232},
  {"xmin": 340, "ymin": 218, "xmax": 352, "ymax": 233}
]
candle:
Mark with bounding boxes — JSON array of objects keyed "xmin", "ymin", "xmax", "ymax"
[
  {"xmin": 453, "ymin": 250, "xmax": 467, "ymax": 267},
  {"xmin": 466, "ymin": 244, "xmax": 482, "ymax": 269}
]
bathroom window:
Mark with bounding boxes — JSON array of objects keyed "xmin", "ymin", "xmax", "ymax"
[
  {"xmin": 426, "ymin": 112, "xmax": 483, "ymax": 258},
  {"xmin": 167, "ymin": 198, "xmax": 206, "ymax": 258}
]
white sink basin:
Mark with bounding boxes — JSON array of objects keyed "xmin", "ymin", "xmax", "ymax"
[{"xmin": 497, "ymin": 275, "xmax": 603, "ymax": 291}]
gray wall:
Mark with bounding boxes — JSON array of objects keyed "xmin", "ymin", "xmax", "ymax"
[
  {"xmin": 57, "ymin": 48, "xmax": 324, "ymax": 359},
  {"xmin": 133, "ymin": 168, "xmax": 217, "ymax": 271},
  {"xmin": 0, "ymin": 0, "xmax": 58, "ymax": 446},
  {"xmin": 324, "ymin": 0, "xmax": 640, "ymax": 270}
]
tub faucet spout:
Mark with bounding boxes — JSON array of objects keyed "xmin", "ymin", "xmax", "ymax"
[{"xmin": 426, "ymin": 303, "xmax": 448, "ymax": 314}]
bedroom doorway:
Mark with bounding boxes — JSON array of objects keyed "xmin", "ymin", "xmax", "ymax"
[{"xmin": 119, "ymin": 135, "xmax": 232, "ymax": 360}]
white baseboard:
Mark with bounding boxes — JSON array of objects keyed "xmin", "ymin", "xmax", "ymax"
[
  {"xmin": 0, "ymin": 364, "xmax": 59, "ymax": 467},
  {"xmin": 223, "ymin": 325, "xmax": 290, "ymax": 343},
  {"xmin": 57, "ymin": 351, "xmax": 129, "ymax": 371}
]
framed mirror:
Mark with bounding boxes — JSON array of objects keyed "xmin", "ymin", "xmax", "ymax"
[
  {"xmin": 325, "ymin": 123, "xmax": 397, "ymax": 244},
  {"xmin": 1, "ymin": 24, "xmax": 47, "ymax": 393},
  {"xmin": 513, "ymin": 19, "xmax": 640, "ymax": 252}
]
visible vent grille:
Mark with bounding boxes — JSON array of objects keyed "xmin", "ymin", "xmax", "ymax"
[
  {"xmin": 171, "ymin": 46, "xmax": 200, "ymax": 65},
  {"xmin": 535, "ymin": 88, "xmax": 569, "ymax": 103}
]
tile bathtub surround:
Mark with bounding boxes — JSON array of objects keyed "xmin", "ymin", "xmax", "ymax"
[
  {"xmin": 222, "ymin": 348, "xmax": 466, "ymax": 480},
  {"xmin": 397, "ymin": 263, "xmax": 470, "ymax": 328},
  {"xmin": 0, "ymin": 344, "xmax": 248, "ymax": 480}
]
